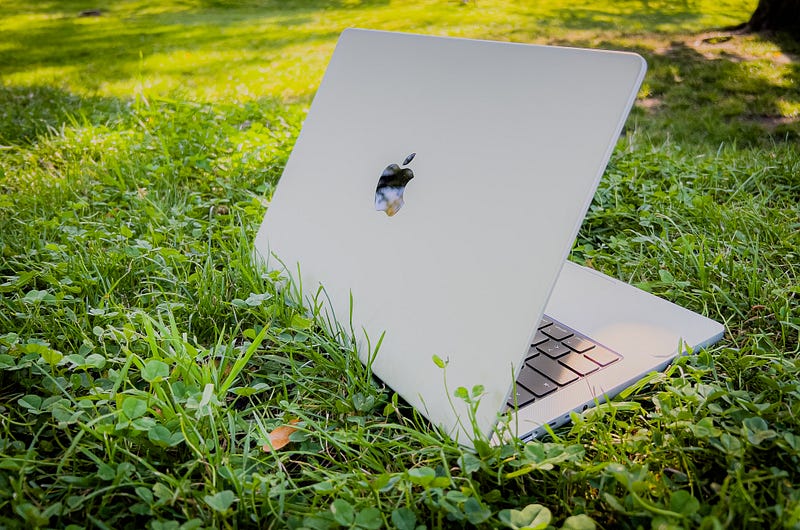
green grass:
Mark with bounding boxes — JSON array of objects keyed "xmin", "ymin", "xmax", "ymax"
[{"xmin": 1, "ymin": 0, "xmax": 799, "ymax": 528}]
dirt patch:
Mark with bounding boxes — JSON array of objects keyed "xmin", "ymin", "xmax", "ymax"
[
  {"xmin": 741, "ymin": 114, "xmax": 799, "ymax": 131},
  {"xmin": 638, "ymin": 96, "xmax": 663, "ymax": 113}
]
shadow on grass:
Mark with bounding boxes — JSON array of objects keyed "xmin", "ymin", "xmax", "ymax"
[
  {"xmin": 640, "ymin": 40, "xmax": 800, "ymax": 145},
  {"xmin": 0, "ymin": 2, "xmax": 344, "ymax": 94},
  {"xmin": 506, "ymin": 0, "xmax": 728, "ymax": 36},
  {"xmin": 0, "ymin": 84, "xmax": 131, "ymax": 145},
  {"xmin": 552, "ymin": 0, "xmax": 705, "ymax": 32},
  {"xmin": 2, "ymin": 0, "xmax": 796, "ymax": 149}
]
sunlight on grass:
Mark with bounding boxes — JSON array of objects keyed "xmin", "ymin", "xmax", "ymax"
[
  {"xmin": 777, "ymin": 99, "xmax": 800, "ymax": 117},
  {"xmin": 1, "ymin": 0, "xmax": 757, "ymax": 103}
]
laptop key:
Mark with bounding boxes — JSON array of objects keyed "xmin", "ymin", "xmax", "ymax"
[
  {"xmin": 507, "ymin": 383, "xmax": 536, "ymax": 408},
  {"xmin": 531, "ymin": 330, "xmax": 550, "ymax": 346},
  {"xmin": 562, "ymin": 335, "xmax": 595, "ymax": 353},
  {"xmin": 537, "ymin": 340, "xmax": 570, "ymax": 359},
  {"xmin": 542, "ymin": 323, "xmax": 573, "ymax": 341},
  {"xmin": 584, "ymin": 345, "xmax": 620, "ymax": 366},
  {"xmin": 524, "ymin": 345, "xmax": 540, "ymax": 360},
  {"xmin": 559, "ymin": 352, "xmax": 600, "ymax": 376},
  {"xmin": 517, "ymin": 366, "xmax": 558, "ymax": 397},
  {"xmin": 538, "ymin": 317, "xmax": 553, "ymax": 329},
  {"xmin": 528, "ymin": 356, "xmax": 579, "ymax": 386}
]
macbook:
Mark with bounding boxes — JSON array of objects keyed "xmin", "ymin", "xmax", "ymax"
[{"xmin": 253, "ymin": 29, "xmax": 725, "ymax": 443}]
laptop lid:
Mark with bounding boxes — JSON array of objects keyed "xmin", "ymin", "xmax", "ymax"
[{"xmin": 254, "ymin": 29, "xmax": 646, "ymax": 442}]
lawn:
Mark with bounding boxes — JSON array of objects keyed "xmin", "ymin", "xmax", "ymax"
[{"xmin": 1, "ymin": 0, "xmax": 799, "ymax": 528}]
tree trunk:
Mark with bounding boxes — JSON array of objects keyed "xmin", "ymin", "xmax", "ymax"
[{"xmin": 746, "ymin": 0, "xmax": 800, "ymax": 39}]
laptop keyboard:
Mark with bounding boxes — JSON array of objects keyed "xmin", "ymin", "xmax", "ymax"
[{"xmin": 507, "ymin": 315, "xmax": 622, "ymax": 409}]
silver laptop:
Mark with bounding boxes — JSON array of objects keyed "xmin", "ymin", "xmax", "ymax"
[{"xmin": 254, "ymin": 29, "xmax": 724, "ymax": 444}]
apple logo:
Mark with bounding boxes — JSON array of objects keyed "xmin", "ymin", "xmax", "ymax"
[{"xmin": 375, "ymin": 153, "xmax": 416, "ymax": 217}]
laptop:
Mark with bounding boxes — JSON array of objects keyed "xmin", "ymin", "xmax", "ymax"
[{"xmin": 253, "ymin": 29, "xmax": 724, "ymax": 444}]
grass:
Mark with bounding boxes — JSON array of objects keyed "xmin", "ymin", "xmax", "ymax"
[{"xmin": 1, "ymin": 0, "xmax": 799, "ymax": 528}]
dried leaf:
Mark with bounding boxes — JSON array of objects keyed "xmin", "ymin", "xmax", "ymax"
[{"xmin": 262, "ymin": 419, "xmax": 299, "ymax": 452}]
